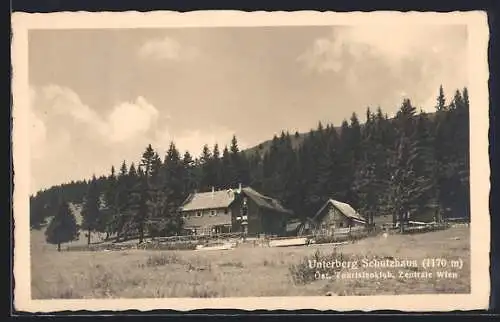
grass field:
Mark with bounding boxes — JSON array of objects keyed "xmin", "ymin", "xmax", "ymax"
[{"xmin": 30, "ymin": 226, "xmax": 470, "ymax": 299}]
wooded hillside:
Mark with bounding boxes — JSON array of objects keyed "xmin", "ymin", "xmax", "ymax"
[{"xmin": 31, "ymin": 85, "xmax": 470, "ymax": 243}]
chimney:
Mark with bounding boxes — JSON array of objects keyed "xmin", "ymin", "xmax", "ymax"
[
  {"xmin": 238, "ymin": 183, "xmax": 242, "ymax": 193},
  {"xmin": 212, "ymin": 186, "xmax": 215, "ymax": 199}
]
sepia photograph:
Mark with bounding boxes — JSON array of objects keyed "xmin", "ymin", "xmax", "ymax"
[{"xmin": 12, "ymin": 11, "xmax": 490, "ymax": 312}]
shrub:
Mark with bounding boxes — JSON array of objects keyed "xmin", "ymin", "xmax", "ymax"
[
  {"xmin": 289, "ymin": 249, "xmax": 347, "ymax": 285},
  {"xmin": 218, "ymin": 261, "xmax": 244, "ymax": 268},
  {"xmin": 145, "ymin": 253, "xmax": 184, "ymax": 267},
  {"xmin": 403, "ymin": 223, "xmax": 450, "ymax": 235}
]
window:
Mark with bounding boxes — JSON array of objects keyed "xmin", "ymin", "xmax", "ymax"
[
  {"xmin": 224, "ymin": 208, "xmax": 228, "ymax": 214},
  {"xmin": 210, "ymin": 210, "xmax": 217, "ymax": 217},
  {"xmin": 339, "ymin": 222, "xmax": 344, "ymax": 228},
  {"xmin": 196, "ymin": 211, "xmax": 202, "ymax": 217}
]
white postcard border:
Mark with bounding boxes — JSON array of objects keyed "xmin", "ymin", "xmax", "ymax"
[{"xmin": 12, "ymin": 10, "xmax": 491, "ymax": 312}]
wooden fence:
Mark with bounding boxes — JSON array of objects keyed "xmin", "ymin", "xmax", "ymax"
[{"xmin": 66, "ymin": 226, "xmax": 384, "ymax": 252}]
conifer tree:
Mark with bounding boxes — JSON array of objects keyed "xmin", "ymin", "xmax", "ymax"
[
  {"xmin": 212, "ymin": 143, "xmax": 222, "ymax": 188},
  {"xmin": 81, "ymin": 175, "xmax": 101, "ymax": 245},
  {"xmin": 199, "ymin": 144, "xmax": 213, "ymax": 190},
  {"xmin": 352, "ymin": 107, "xmax": 388, "ymax": 224},
  {"xmin": 129, "ymin": 163, "xmax": 137, "ymax": 177},
  {"xmin": 414, "ymin": 112, "xmax": 440, "ymax": 220},
  {"xmin": 436, "ymin": 85, "xmax": 447, "ymax": 111},
  {"xmin": 129, "ymin": 145, "xmax": 163, "ymax": 241},
  {"xmin": 113, "ymin": 161, "xmax": 130, "ymax": 241},
  {"xmin": 99, "ymin": 166, "xmax": 117, "ymax": 239},
  {"xmin": 221, "ymin": 146, "xmax": 231, "ymax": 188},
  {"xmin": 230, "ymin": 135, "xmax": 239, "ymax": 154},
  {"xmin": 229, "ymin": 135, "xmax": 243, "ymax": 187},
  {"xmin": 224, "ymin": 135, "xmax": 245, "ymax": 187},
  {"xmin": 119, "ymin": 161, "xmax": 128, "ymax": 177},
  {"xmin": 141, "ymin": 144, "xmax": 157, "ymax": 177},
  {"xmin": 45, "ymin": 199, "xmax": 79, "ymax": 251},
  {"xmin": 182, "ymin": 151, "xmax": 196, "ymax": 193},
  {"xmin": 128, "ymin": 172, "xmax": 149, "ymax": 243},
  {"xmin": 164, "ymin": 142, "xmax": 185, "ymax": 201},
  {"xmin": 388, "ymin": 99, "xmax": 433, "ymax": 232},
  {"xmin": 152, "ymin": 142, "xmax": 185, "ymax": 236}
]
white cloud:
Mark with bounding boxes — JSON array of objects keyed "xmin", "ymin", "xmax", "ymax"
[
  {"xmin": 297, "ymin": 37, "xmax": 344, "ymax": 73},
  {"xmin": 33, "ymin": 85, "xmax": 159, "ymax": 143},
  {"xmin": 28, "ymin": 88, "xmax": 47, "ymax": 160},
  {"xmin": 108, "ymin": 96, "xmax": 159, "ymax": 143},
  {"xmin": 138, "ymin": 36, "xmax": 199, "ymax": 61},
  {"xmin": 28, "ymin": 85, "xmax": 247, "ymax": 193},
  {"xmin": 298, "ymin": 25, "xmax": 453, "ymax": 75},
  {"xmin": 42, "ymin": 84, "xmax": 102, "ymax": 125},
  {"xmin": 29, "ymin": 85, "xmax": 163, "ymax": 193},
  {"xmin": 298, "ymin": 25, "xmax": 467, "ymax": 112}
]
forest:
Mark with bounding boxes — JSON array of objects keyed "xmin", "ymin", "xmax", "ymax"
[{"xmin": 32, "ymin": 85, "xmax": 470, "ymax": 247}]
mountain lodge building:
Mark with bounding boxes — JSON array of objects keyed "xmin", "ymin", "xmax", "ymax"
[{"xmin": 179, "ymin": 185, "xmax": 293, "ymax": 236}]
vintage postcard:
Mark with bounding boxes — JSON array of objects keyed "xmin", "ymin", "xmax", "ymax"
[{"xmin": 12, "ymin": 10, "xmax": 490, "ymax": 312}]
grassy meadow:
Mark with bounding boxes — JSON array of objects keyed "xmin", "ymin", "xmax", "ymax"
[{"xmin": 30, "ymin": 226, "xmax": 470, "ymax": 299}]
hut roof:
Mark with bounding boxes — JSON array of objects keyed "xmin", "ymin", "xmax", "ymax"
[{"xmin": 313, "ymin": 199, "xmax": 366, "ymax": 223}]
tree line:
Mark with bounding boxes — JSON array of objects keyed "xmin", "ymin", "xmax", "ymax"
[{"xmin": 35, "ymin": 85, "xmax": 470, "ymax": 249}]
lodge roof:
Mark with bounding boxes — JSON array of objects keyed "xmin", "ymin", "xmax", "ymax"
[
  {"xmin": 179, "ymin": 189, "xmax": 235, "ymax": 212},
  {"xmin": 313, "ymin": 199, "xmax": 366, "ymax": 223},
  {"xmin": 179, "ymin": 186, "xmax": 293, "ymax": 215},
  {"xmin": 240, "ymin": 187, "xmax": 293, "ymax": 215}
]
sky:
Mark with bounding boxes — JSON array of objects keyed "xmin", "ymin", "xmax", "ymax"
[{"xmin": 28, "ymin": 25, "xmax": 468, "ymax": 194}]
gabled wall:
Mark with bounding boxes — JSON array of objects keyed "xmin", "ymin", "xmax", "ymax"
[
  {"xmin": 230, "ymin": 194, "xmax": 262, "ymax": 234},
  {"xmin": 315, "ymin": 203, "xmax": 364, "ymax": 236},
  {"xmin": 230, "ymin": 193, "xmax": 288, "ymax": 236}
]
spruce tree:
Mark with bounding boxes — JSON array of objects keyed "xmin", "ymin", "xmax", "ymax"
[
  {"xmin": 81, "ymin": 175, "xmax": 101, "ymax": 245},
  {"xmin": 229, "ymin": 135, "xmax": 242, "ymax": 187},
  {"xmin": 182, "ymin": 151, "xmax": 196, "ymax": 193},
  {"xmin": 199, "ymin": 144, "xmax": 213, "ymax": 190},
  {"xmin": 128, "ymin": 172, "xmax": 149, "ymax": 243},
  {"xmin": 164, "ymin": 142, "xmax": 185, "ymax": 202},
  {"xmin": 352, "ymin": 107, "xmax": 388, "ymax": 225},
  {"xmin": 414, "ymin": 112, "xmax": 440, "ymax": 221},
  {"xmin": 212, "ymin": 143, "xmax": 222, "ymax": 188},
  {"xmin": 132, "ymin": 144, "xmax": 163, "ymax": 241},
  {"xmin": 436, "ymin": 85, "xmax": 447, "ymax": 111},
  {"xmin": 119, "ymin": 161, "xmax": 128, "ymax": 177},
  {"xmin": 388, "ymin": 99, "xmax": 432, "ymax": 232},
  {"xmin": 141, "ymin": 144, "xmax": 157, "ymax": 177},
  {"xmin": 45, "ymin": 199, "xmax": 79, "ymax": 251},
  {"xmin": 230, "ymin": 135, "xmax": 239, "ymax": 154},
  {"xmin": 129, "ymin": 163, "xmax": 137, "ymax": 178},
  {"xmin": 100, "ymin": 166, "xmax": 117, "ymax": 240},
  {"xmin": 113, "ymin": 161, "xmax": 131, "ymax": 241},
  {"xmin": 154, "ymin": 142, "xmax": 185, "ymax": 236},
  {"xmin": 221, "ymin": 146, "xmax": 231, "ymax": 188}
]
